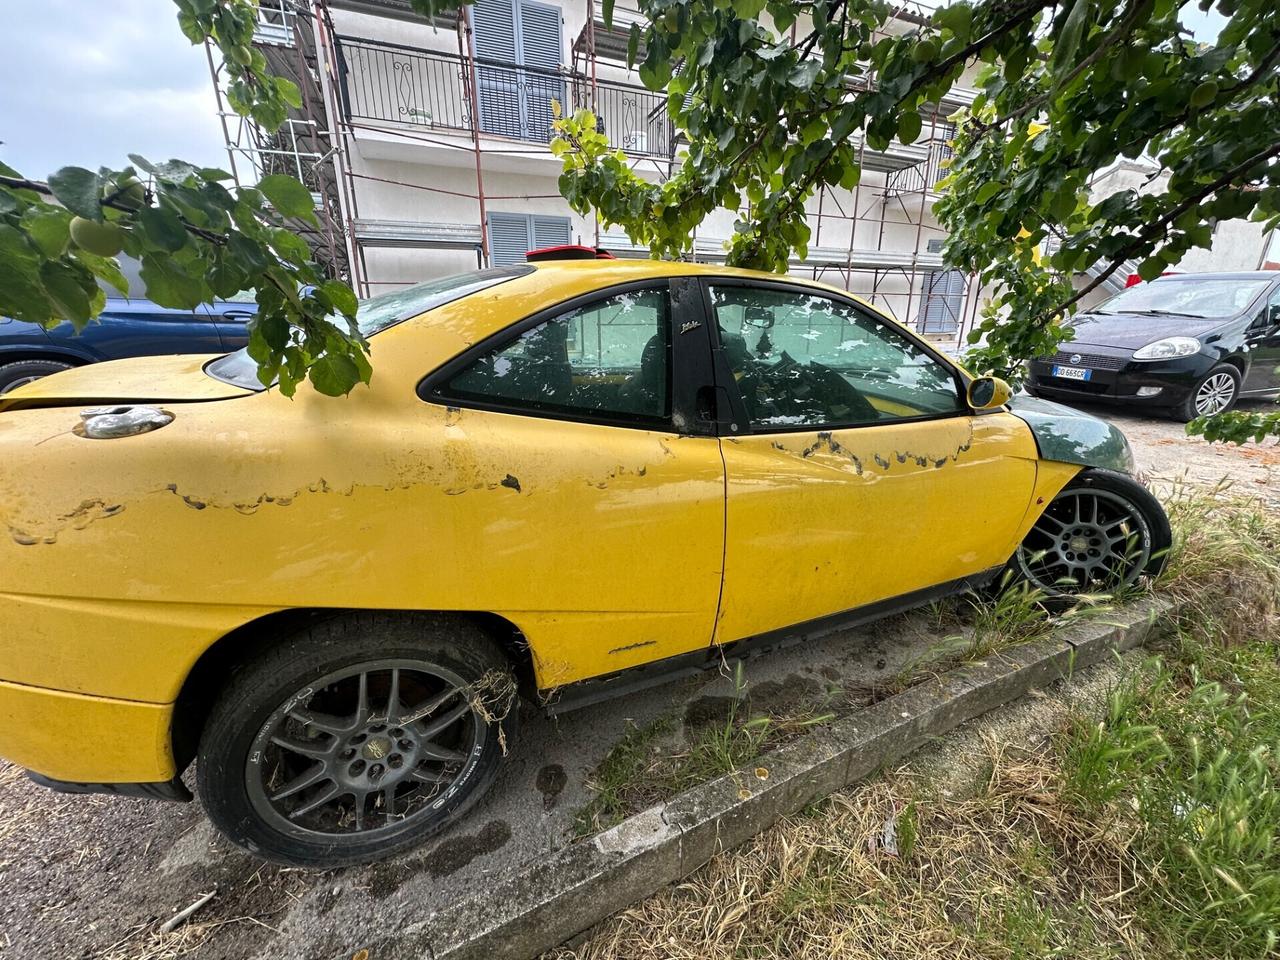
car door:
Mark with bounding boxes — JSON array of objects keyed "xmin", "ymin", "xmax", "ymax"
[
  {"xmin": 1243, "ymin": 283, "xmax": 1280, "ymax": 393},
  {"xmin": 705, "ymin": 280, "xmax": 1041, "ymax": 646},
  {"xmin": 420, "ymin": 278, "xmax": 726, "ymax": 687},
  {"xmin": 199, "ymin": 295, "xmax": 257, "ymax": 350},
  {"xmin": 47, "ymin": 295, "xmax": 224, "ymax": 360}
]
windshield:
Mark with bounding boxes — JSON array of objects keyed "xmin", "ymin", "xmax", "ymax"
[
  {"xmin": 1094, "ymin": 277, "xmax": 1271, "ymax": 319},
  {"xmin": 206, "ymin": 266, "xmax": 533, "ymax": 390}
]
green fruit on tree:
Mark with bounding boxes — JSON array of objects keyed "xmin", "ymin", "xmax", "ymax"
[
  {"xmin": 111, "ymin": 177, "xmax": 146, "ymax": 211},
  {"xmin": 1189, "ymin": 80, "xmax": 1218, "ymax": 109},
  {"xmin": 912, "ymin": 38, "xmax": 939, "ymax": 63},
  {"xmin": 69, "ymin": 216, "xmax": 125, "ymax": 257}
]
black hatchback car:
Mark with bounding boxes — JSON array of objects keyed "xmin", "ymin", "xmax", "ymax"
[{"xmin": 1027, "ymin": 272, "xmax": 1280, "ymax": 421}]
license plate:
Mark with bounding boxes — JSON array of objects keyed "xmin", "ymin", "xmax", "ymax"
[{"xmin": 1051, "ymin": 365, "xmax": 1092, "ymax": 381}]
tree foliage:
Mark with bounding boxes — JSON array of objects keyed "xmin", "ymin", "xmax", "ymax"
[
  {"xmin": 0, "ymin": 0, "xmax": 368, "ymax": 396},
  {"xmin": 545, "ymin": 0, "xmax": 1280, "ymax": 440}
]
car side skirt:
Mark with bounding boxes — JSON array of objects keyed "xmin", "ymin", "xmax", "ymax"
[{"xmin": 542, "ymin": 566, "xmax": 1004, "ymax": 715}]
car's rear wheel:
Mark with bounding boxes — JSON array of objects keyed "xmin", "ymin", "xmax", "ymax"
[
  {"xmin": 196, "ymin": 614, "xmax": 517, "ymax": 867},
  {"xmin": 0, "ymin": 359, "xmax": 73, "ymax": 395},
  {"xmin": 1173, "ymin": 363, "xmax": 1240, "ymax": 422},
  {"xmin": 1011, "ymin": 469, "xmax": 1170, "ymax": 598}
]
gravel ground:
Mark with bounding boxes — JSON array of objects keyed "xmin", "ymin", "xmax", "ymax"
[{"xmin": 1, "ymin": 399, "xmax": 1275, "ymax": 960}]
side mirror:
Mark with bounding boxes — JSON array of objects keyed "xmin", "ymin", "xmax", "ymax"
[{"xmin": 966, "ymin": 375, "xmax": 1012, "ymax": 411}]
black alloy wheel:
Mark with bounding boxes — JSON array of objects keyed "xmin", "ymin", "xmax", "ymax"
[{"xmin": 1014, "ymin": 469, "xmax": 1171, "ymax": 597}]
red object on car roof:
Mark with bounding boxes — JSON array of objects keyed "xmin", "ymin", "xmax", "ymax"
[
  {"xmin": 1124, "ymin": 270, "xmax": 1181, "ymax": 287},
  {"xmin": 525, "ymin": 244, "xmax": 616, "ymax": 262}
]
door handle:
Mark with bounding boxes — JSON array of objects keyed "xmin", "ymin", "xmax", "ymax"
[{"xmin": 220, "ymin": 310, "xmax": 255, "ymax": 320}]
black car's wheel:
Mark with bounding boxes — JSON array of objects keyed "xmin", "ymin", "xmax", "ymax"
[
  {"xmin": 0, "ymin": 359, "xmax": 73, "ymax": 395},
  {"xmin": 1012, "ymin": 469, "xmax": 1170, "ymax": 598},
  {"xmin": 1173, "ymin": 363, "xmax": 1240, "ymax": 422},
  {"xmin": 197, "ymin": 614, "xmax": 518, "ymax": 868}
]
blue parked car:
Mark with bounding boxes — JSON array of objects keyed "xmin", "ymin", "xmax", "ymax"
[{"xmin": 0, "ymin": 258, "xmax": 256, "ymax": 395}]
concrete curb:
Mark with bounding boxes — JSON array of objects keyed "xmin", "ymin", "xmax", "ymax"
[{"xmin": 392, "ymin": 597, "xmax": 1173, "ymax": 960}]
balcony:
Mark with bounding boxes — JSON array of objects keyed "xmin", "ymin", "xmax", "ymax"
[{"xmin": 335, "ymin": 35, "xmax": 675, "ymax": 160}]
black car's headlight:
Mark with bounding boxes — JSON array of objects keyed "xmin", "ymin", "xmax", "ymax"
[{"xmin": 1131, "ymin": 337, "xmax": 1201, "ymax": 361}]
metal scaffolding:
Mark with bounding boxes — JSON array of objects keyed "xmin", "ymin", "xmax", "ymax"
[{"xmin": 205, "ymin": 0, "xmax": 983, "ymax": 341}]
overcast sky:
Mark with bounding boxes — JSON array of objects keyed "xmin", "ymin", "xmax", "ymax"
[
  {"xmin": 0, "ymin": 1, "xmax": 1229, "ymax": 181},
  {"xmin": 0, "ymin": 0, "xmax": 228, "ymax": 177}
]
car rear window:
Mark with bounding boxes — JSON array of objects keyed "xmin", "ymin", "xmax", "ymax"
[{"xmin": 205, "ymin": 266, "xmax": 533, "ymax": 391}]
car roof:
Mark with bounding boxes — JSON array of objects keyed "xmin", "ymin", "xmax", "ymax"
[{"xmin": 525, "ymin": 257, "xmax": 861, "ymax": 298}]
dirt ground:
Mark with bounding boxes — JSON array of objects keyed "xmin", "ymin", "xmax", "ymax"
[
  {"xmin": 1092, "ymin": 398, "xmax": 1280, "ymax": 506},
  {"xmin": 1, "ymin": 399, "xmax": 1275, "ymax": 960}
]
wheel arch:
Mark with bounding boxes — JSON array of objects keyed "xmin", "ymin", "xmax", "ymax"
[
  {"xmin": 170, "ymin": 608, "xmax": 535, "ymax": 773},
  {"xmin": 0, "ymin": 349, "xmax": 93, "ymax": 368}
]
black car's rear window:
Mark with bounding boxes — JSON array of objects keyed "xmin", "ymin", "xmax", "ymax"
[{"xmin": 206, "ymin": 266, "xmax": 532, "ymax": 391}]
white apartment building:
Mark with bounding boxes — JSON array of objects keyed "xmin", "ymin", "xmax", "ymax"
[{"xmin": 215, "ymin": 0, "xmax": 980, "ymax": 342}]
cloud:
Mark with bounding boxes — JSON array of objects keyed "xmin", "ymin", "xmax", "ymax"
[{"xmin": 0, "ymin": 0, "xmax": 227, "ymax": 177}]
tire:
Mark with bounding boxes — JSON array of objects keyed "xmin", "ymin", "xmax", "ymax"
[
  {"xmin": 1009, "ymin": 468, "xmax": 1171, "ymax": 598},
  {"xmin": 0, "ymin": 359, "xmax": 73, "ymax": 395},
  {"xmin": 1172, "ymin": 363, "xmax": 1240, "ymax": 422},
  {"xmin": 196, "ymin": 613, "xmax": 518, "ymax": 868}
]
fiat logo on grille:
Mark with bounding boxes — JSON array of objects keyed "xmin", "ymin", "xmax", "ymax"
[{"xmin": 1070, "ymin": 353, "xmax": 1082, "ymax": 364}]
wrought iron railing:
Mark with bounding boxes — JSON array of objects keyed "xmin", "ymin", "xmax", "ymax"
[{"xmin": 335, "ymin": 35, "xmax": 674, "ymax": 159}]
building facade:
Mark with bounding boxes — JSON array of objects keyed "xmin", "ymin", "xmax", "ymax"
[{"xmin": 213, "ymin": 0, "xmax": 982, "ymax": 343}]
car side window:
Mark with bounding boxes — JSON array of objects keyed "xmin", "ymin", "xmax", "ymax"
[
  {"xmin": 709, "ymin": 285, "xmax": 964, "ymax": 431},
  {"xmin": 439, "ymin": 287, "xmax": 671, "ymax": 423}
]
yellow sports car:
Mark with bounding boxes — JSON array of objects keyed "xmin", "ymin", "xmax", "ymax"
[{"xmin": 0, "ymin": 250, "xmax": 1168, "ymax": 866}]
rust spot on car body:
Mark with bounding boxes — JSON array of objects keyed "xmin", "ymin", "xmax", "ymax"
[
  {"xmin": 608, "ymin": 640, "xmax": 657, "ymax": 655},
  {"xmin": 500, "ymin": 474, "xmax": 521, "ymax": 493}
]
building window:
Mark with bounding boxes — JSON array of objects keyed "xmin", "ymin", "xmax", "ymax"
[
  {"xmin": 916, "ymin": 269, "xmax": 966, "ymax": 334},
  {"xmin": 472, "ymin": 0, "xmax": 564, "ymax": 142},
  {"xmin": 487, "ymin": 213, "xmax": 572, "ymax": 265}
]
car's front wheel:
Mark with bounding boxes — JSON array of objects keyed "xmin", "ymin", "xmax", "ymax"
[
  {"xmin": 1173, "ymin": 363, "xmax": 1240, "ymax": 422},
  {"xmin": 1011, "ymin": 469, "xmax": 1171, "ymax": 598},
  {"xmin": 196, "ymin": 614, "xmax": 518, "ymax": 867}
]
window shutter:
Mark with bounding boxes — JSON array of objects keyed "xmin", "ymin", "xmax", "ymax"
[
  {"xmin": 916, "ymin": 269, "xmax": 966, "ymax": 334},
  {"xmin": 488, "ymin": 212, "xmax": 532, "ymax": 266},
  {"xmin": 473, "ymin": 0, "xmax": 522, "ymax": 137},
  {"xmin": 531, "ymin": 215, "xmax": 571, "ymax": 249},
  {"xmin": 517, "ymin": 0, "xmax": 564, "ymax": 142}
]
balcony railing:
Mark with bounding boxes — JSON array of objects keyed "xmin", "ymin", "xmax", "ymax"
[{"xmin": 335, "ymin": 35, "xmax": 674, "ymax": 159}]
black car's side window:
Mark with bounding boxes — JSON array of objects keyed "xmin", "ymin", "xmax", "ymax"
[
  {"xmin": 439, "ymin": 287, "xmax": 671, "ymax": 424},
  {"xmin": 708, "ymin": 285, "xmax": 965, "ymax": 431}
]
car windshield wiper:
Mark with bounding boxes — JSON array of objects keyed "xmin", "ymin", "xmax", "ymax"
[{"xmin": 1120, "ymin": 308, "xmax": 1211, "ymax": 319}]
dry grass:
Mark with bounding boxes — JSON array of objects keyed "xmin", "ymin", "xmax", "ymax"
[{"xmin": 553, "ymin": 738, "xmax": 1169, "ymax": 960}]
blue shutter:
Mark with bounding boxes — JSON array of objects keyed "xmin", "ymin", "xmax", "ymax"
[
  {"xmin": 916, "ymin": 270, "xmax": 966, "ymax": 334},
  {"xmin": 488, "ymin": 212, "xmax": 532, "ymax": 266},
  {"xmin": 531, "ymin": 215, "xmax": 571, "ymax": 249},
  {"xmin": 517, "ymin": 0, "xmax": 564, "ymax": 143},
  {"xmin": 473, "ymin": 0, "xmax": 522, "ymax": 137}
]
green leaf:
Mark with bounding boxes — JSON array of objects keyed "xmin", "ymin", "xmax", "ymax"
[
  {"xmin": 1137, "ymin": 257, "xmax": 1164, "ymax": 282},
  {"xmin": 138, "ymin": 206, "xmax": 188, "ymax": 253},
  {"xmin": 602, "ymin": 0, "xmax": 614, "ymax": 29},
  {"xmin": 39, "ymin": 259, "xmax": 94, "ymax": 325},
  {"xmin": 257, "ymin": 174, "xmax": 316, "ymax": 220},
  {"xmin": 48, "ymin": 166, "xmax": 103, "ymax": 220},
  {"xmin": 24, "ymin": 209, "xmax": 71, "ymax": 257},
  {"xmin": 73, "ymin": 249, "xmax": 130, "ymax": 296},
  {"xmin": 898, "ymin": 111, "xmax": 923, "ymax": 145},
  {"xmin": 308, "ymin": 352, "xmax": 361, "ymax": 397},
  {"xmin": 320, "ymin": 279, "xmax": 358, "ymax": 317},
  {"xmin": 139, "ymin": 253, "xmax": 206, "ymax": 309},
  {"xmin": 975, "ymin": 181, "xmax": 1004, "ymax": 204},
  {"xmin": 627, "ymin": 23, "xmax": 640, "ymax": 69},
  {"xmin": 1050, "ymin": 0, "xmax": 1090, "ymax": 80},
  {"xmin": 788, "ymin": 60, "xmax": 821, "ymax": 90}
]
